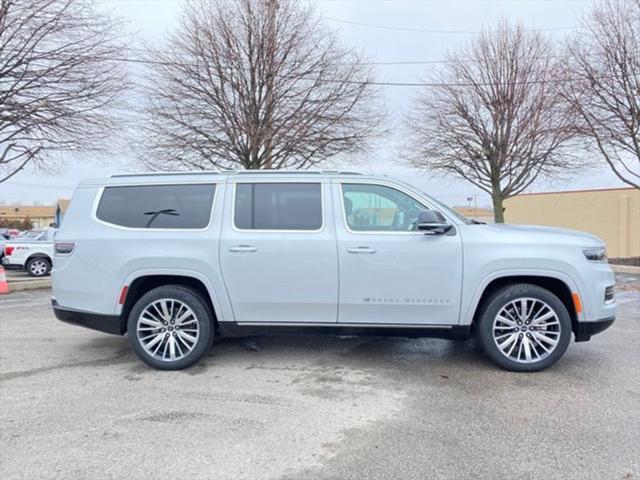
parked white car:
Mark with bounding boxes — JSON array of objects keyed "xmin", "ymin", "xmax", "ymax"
[
  {"xmin": 0, "ymin": 231, "xmax": 10, "ymax": 262},
  {"xmin": 2, "ymin": 228, "xmax": 56, "ymax": 277},
  {"xmin": 52, "ymin": 171, "xmax": 616, "ymax": 372}
]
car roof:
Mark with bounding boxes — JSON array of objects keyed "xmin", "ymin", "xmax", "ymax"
[{"xmin": 76, "ymin": 170, "xmax": 394, "ymax": 187}]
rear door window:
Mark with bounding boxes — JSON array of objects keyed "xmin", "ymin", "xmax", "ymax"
[
  {"xmin": 234, "ymin": 183, "xmax": 322, "ymax": 231},
  {"xmin": 96, "ymin": 184, "xmax": 216, "ymax": 229}
]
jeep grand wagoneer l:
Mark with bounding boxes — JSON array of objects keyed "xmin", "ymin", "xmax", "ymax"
[{"xmin": 52, "ymin": 171, "xmax": 616, "ymax": 371}]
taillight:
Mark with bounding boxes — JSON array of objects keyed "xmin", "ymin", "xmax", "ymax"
[
  {"xmin": 54, "ymin": 242, "xmax": 76, "ymax": 256},
  {"xmin": 4, "ymin": 246, "xmax": 14, "ymax": 256}
]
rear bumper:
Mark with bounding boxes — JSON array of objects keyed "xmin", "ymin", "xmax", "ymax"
[
  {"xmin": 574, "ymin": 316, "xmax": 615, "ymax": 342},
  {"xmin": 52, "ymin": 299, "xmax": 123, "ymax": 335},
  {"xmin": 2, "ymin": 257, "xmax": 22, "ymax": 267}
]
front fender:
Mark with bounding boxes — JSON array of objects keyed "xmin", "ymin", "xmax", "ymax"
[{"xmin": 461, "ymin": 268, "xmax": 584, "ymax": 325}]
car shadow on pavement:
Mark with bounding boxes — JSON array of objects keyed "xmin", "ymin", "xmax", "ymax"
[
  {"xmin": 185, "ymin": 334, "xmax": 494, "ymax": 375},
  {"xmin": 68, "ymin": 331, "xmax": 607, "ymax": 379}
]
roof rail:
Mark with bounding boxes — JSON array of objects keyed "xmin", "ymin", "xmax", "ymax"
[
  {"xmin": 109, "ymin": 170, "xmax": 221, "ymax": 178},
  {"xmin": 109, "ymin": 169, "xmax": 363, "ymax": 178},
  {"xmin": 232, "ymin": 169, "xmax": 363, "ymax": 175}
]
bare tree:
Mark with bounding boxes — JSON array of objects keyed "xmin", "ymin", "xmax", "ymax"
[
  {"xmin": 405, "ymin": 23, "xmax": 576, "ymax": 223},
  {"xmin": 0, "ymin": 0, "xmax": 127, "ymax": 183},
  {"xmin": 140, "ymin": 0, "xmax": 381, "ymax": 171},
  {"xmin": 561, "ymin": 0, "xmax": 640, "ymax": 189}
]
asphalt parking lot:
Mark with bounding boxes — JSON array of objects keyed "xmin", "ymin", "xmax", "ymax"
[{"xmin": 1, "ymin": 275, "xmax": 639, "ymax": 480}]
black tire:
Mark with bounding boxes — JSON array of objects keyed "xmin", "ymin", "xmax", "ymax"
[
  {"xmin": 26, "ymin": 257, "xmax": 51, "ymax": 277},
  {"xmin": 127, "ymin": 285, "xmax": 214, "ymax": 370},
  {"xmin": 477, "ymin": 284, "xmax": 572, "ymax": 372}
]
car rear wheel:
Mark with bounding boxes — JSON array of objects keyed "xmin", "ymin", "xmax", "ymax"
[
  {"xmin": 26, "ymin": 257, "xmax": 51, "ymax": 277},
  {"xmin": 477, "ymin": 284, "xmax": 572, "ymax": 372},
  {"xmin": 127, "ymin": 285, "xmax": 214, "ymax": 370}
]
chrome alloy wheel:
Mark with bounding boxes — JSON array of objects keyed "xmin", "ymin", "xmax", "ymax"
[
  {"xmin": 29, "ymin": 259, "xmax": 48, "ymax": 276},
  {"xmin": 136, "ymin": 299, "xmax": 200, "ymax": 362},
  {"xmin": 492, "ymin": 297, "xmax": 561, "ymax": 364}
]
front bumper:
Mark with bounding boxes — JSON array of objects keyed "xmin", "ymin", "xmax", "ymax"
[
  {"xmin": 574, "ymin": 316, "xmax": 615, "ymax": 342},
  {"xmin": 52, "ymin": 299, "xmax": 123, "ymax": 335}
]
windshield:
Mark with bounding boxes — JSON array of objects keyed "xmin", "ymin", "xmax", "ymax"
[{"xmin": 388, "ymin": 178, "xmax": 475, "ymax": 225}]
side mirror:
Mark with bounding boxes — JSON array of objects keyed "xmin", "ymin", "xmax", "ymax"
[{"xmin": 417, "ymin": 210, "xmax": 453, "ymax": 235}]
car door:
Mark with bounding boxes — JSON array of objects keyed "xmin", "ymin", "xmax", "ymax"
[
  {"xmin": 219, "ymin": 179, "xmax": 338, "ymax": 323},
  {"xmin": 334, "ymin": 180, "xmax": 463, "ymax": 326}
]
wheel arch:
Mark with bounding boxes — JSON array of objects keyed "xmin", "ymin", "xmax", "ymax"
[
  {"xmin": 25, "ymin": 254, "xmax": 52, "ymax": 274},
  {"xmin": 467, "ymin": 273, "xmax": 580, "ymax": 336},
  {"xmin": 119, "ymin": 274, "xmax": 220, "ymax": 334},
  {"xmin": 26, "ymin": 252, "xmax": 52, "ymax": 263}
]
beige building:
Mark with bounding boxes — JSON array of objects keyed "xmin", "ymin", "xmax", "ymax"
[
  {"xmin": 0, "ymin": 198, "xmax": 70, "ymax": 229},
  {"xmin": 0, "ymin": 205, "xmax": 56, "ymax": 229},
  {"xmin": 505, "ymin": 187, "xmax": 640, "ymax": 258},
  {"xmin": 453, "ymin": 206, "xmax": 494, "ymax": 223}
]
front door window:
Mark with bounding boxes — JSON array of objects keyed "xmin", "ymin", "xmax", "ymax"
[{"xmin": 341, "ymin": 183, "xmax": 427, "ymax": 232}]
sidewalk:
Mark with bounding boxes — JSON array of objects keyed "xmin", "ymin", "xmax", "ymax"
[{"xmin": 3, "ymin": 269, "xmax": 51, "ymax": 292}]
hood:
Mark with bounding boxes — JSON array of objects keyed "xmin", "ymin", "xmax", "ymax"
[{"xmin": 477, "ymin": 223, "xmax": 604, "ymax": 247}]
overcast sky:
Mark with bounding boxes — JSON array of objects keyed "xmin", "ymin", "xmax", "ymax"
[{"xmin": 0, "ymin": 0, "xmax": 628, "ymax": 208}]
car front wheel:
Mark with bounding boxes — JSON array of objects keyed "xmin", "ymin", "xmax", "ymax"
[
  {"xmin": 477, "ymin": 284, "xmax": 572, "ymax": 372},
  {"xmin": 127, "ymin": 285, "xmax": 214, "ymax": 370}
]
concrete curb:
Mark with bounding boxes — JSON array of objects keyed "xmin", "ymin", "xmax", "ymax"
[
  {"xmin": 610, "ymin": 264, "xmax": 640, "ymax": 274},
  {"xmin": 7, "ymin": 278, "xmax": 51, "ymax": 292}
]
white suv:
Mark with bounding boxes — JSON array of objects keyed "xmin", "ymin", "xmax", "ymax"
[{"xmin": 52, "ymin": 171, "xmax": 616, "ymax": 371}]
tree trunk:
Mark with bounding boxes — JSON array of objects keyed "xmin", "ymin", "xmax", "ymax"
[
  {"xmin": 263, "ymin": 0, "xmax": 277, "ymax": 170},
  {"xmin": 492, "ymin": 195, "xmax": 505, "ymax": 223}
]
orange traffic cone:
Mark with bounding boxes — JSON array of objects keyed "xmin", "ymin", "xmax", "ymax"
[{"xmin": 0, "ymin": 266, "xmax": 9, "ymax": 294}]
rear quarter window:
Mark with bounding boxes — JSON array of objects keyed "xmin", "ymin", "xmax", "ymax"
[{"xmin": 96, "ymin": 184, "xmax": 216, "ymax": 229}]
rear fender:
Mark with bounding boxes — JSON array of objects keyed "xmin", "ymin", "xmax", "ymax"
[{"xmin": 118, "ymin": 268, "xmax": 234, "ymax": 322}]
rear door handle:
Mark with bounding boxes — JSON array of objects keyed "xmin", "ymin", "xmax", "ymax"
[
  {"xmin": 347, "ymin": 246, "xmax": 376, "ymax": 254},
  {"xmin": 228, "ymin": 245, "xmax": 257, "ymax": 253}
]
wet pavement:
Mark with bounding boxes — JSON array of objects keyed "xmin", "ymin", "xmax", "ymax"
[{"xmin": 1, "ymin": 276, "xmax": 638, "ymax": 480}]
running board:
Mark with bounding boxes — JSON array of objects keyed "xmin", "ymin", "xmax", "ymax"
[{"xmin": 217, "ymin": 322, "xmax": 472, "ymax": 340}]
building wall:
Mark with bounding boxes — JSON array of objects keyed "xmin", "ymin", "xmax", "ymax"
[
  {"xmin": 453, "ymin": 207, "xmax": 495, "ymax": 224},
  {"xmin": 504, "ymin": 187, "xmax": 640, "ymax": 258},
  {"xmin": 0, "ymin": 206, "xmax": 55, "ymax": 229},
  {"xmin": 0, "ymin": 215, "xmax": 53, "ymax": 229},
  {"xmin": 0, "ymin": 200, "xmax": 69, "ymax": 229}
]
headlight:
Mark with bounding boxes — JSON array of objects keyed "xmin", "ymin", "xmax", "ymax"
[{"xmin": 583, "ymin": 247, "xmax": 607, "ymax": 262}]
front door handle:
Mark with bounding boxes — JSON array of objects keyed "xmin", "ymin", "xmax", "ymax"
[
  {"xmin": 228, "ymin": 245, "xmax": 257, "ymax": 253},
  {"xmin": 347, "ymin": 246, "xmax": 376, "ymax": 254}
]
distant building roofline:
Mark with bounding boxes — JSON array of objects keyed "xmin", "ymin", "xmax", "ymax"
[
  {"xmin": 453, "ymin": 206, "xmax": 494, "ymax": 216},
  {"xmin": 514, "ymin": 186, "xmax": 637, "ymax": 197}
]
